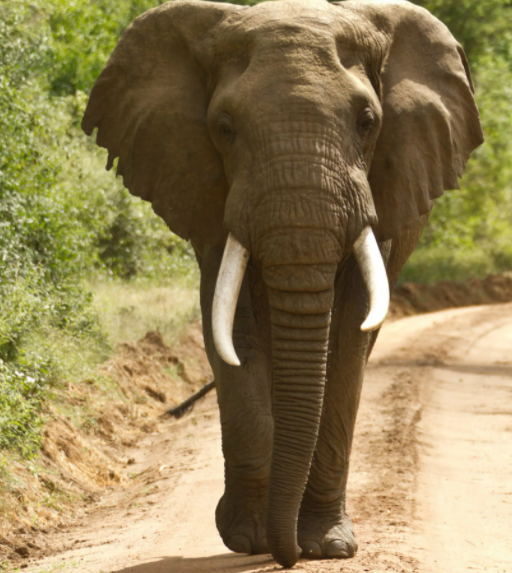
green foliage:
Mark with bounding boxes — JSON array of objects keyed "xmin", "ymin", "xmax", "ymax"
[
  {"xmin": 47, "ymin": 0, "xmax": 161, "ymax": 95},
  {"xmin": 0, "ymin": 0, "xmax": 196, "ymax": 457},
  {"xmin": 0, "ymin": 267, "xmax": 104, "ymax": 457},
  {"xmin": 413, "ymin": 0, "xmax": 512, "ymax": 64},
  {"xmin": 402, "ymin": 0, "xmax": 512, "ymax": 283},
  {"xmin": 0, "ymin": 358, "xmax": 50, "ymax": 457}
]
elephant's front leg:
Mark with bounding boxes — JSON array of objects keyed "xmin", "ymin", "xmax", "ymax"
[
  {"xmin": 298, "ymin": 255, "xmax": 378, "ymax": 559},
  {"xmin": 199, "ymin": 245, "xmax": 273, "ymax": 555},
  {"xmin": 298, "ymin": 224, "xmax": 426, "ymax": 559}
]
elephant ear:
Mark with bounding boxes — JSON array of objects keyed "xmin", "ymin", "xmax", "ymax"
[
  {"xmin": 335, "ymin": 0, "xmax": 484, "ymax": 241},
  {"xmin": 82, "ymin": 1, "xmax": 240, "ymax": 245}
]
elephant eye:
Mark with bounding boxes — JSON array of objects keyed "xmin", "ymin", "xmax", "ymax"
[
  {"xmin": 218, "ymin": 113, "xmax": 236, "ymax": 143},
  {"xmin": 357, "ymin": 108, "xmax": 375, "ymax": 137}
]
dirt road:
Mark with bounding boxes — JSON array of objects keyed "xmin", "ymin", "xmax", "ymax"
[{"xmin": 25, "ymin": 304, "xmax": 512, "ymax": 573}]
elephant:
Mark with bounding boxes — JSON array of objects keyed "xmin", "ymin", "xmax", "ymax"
[{"xmin": 82, "ymin": 0, "xmax": 483, "ymax": 567}]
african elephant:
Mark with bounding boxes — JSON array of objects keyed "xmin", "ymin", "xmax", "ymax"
[{"xmin": 82, "ymin": 0, "xmax": 483, "ymax": 567}]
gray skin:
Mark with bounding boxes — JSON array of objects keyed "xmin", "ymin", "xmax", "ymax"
[{"xmin": 82, "ymin": 0, "xmax": 483, "ymax": 567}]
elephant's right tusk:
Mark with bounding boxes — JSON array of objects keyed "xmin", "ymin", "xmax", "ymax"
[
  {"xmin": 353, "ymin": 227, "xmax": 390, "ymax": 332},
  {"xmin": 212, "ymin": 233, "xmax": 250, "ymax": 366}
]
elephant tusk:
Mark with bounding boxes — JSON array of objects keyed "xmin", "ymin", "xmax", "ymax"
[
  {"xmin": 212, "ymin": 233, "xmax": 250, "ymax": 366},
  {"xmin": 353, "ymin": 227, "xmax": 390, "ymax": 332}
]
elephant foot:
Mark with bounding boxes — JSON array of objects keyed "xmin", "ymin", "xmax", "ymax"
[
  {"xmin": 298, "ymin": 511, "xmax": 357, "ymax": 560},
  {"xmin": 215, "ymin": 490, "xmax": 268, "ymax": 555}
]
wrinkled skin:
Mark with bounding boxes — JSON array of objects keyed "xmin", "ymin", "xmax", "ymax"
[{"xmin": 82, "ymin": 0, "xmax": 483, "ymax": 567}]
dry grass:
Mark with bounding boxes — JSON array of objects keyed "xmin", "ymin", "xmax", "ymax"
[
  {"xmin": 0, "ymin": 278, "xmax": 203, "ymax": 567},
  {"xmin": 88, "ymin": 278, "xmax": 201, "ymax": 348},
  {"xmin": 1, "ymin": 318, "xmax": 211, "ymax": 568}
]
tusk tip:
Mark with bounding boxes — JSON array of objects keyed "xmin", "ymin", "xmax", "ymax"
[
  {"xmin": 360, "ymin": 309, "xmax": 388, "ymax": 332},
  {"xmin": 215, "ymin": 339, "xmax": 242, "ymax": 366},
  {"xmin": 222, "ymin": 353, "xmax": 242, "ymax": 367},
  {"xmin": 360, "ymin": 320, "xmax": 384, "ymax": 332}
]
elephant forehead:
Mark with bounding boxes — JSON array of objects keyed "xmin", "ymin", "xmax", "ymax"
[
  {"xmin": 211, "ymin": 0, "xmax": 381, "ymax": 58},
  {"xmin": 204, "ymin": 3, "xmax": 388, "ymax": 101},
  {"xmin": 227, "ymin": 0, "xmax": 333, "ymax": 31}
]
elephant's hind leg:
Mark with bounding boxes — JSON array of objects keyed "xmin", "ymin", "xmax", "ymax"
[{"xmin": 199, "ymin": 245, "xmax": 272, "ymax": 555}]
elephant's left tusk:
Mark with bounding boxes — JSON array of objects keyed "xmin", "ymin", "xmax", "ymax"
[
  {"xmin": 212, "ymin": 233, "xmax": 250, "ymax": 366},
  {"xmin": 353, "ymin": 227, "xmax": 390, "ymax": 332}
]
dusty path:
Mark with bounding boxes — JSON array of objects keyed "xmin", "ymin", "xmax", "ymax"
[{"xmin": 24, "ymin": 304, "xmax": 512, "ymax": 573}]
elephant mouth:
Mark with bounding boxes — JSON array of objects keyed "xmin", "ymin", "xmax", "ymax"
[{"xmin": 212, "ymin": 226, "xmax": 389, "ymax": 366}]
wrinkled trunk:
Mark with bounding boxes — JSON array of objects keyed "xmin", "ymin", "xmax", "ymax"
[
  {"xmin": 263, "ymin": 260, "xmax": 336, "ymax": 567},
  {"xmin": 210, "ymin": 226, "xmax": 338, "ymax": 567},
  {"xmin": 211, "ymin": 225, "xmax": 388, "ymax": 566}
]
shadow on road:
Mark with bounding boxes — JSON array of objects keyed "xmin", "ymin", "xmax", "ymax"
[
  {"xmin": 111, "ymin": 553, "xmax": 275, "ymax": 573},
  {"xmin": 370, "ymin": 359, "xmax": 512, "ymax": 377}
]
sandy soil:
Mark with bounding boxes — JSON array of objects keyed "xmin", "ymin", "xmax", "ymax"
[{"xmin": 19, "ymin": 304, "xmax": 512, "ymax": 573}]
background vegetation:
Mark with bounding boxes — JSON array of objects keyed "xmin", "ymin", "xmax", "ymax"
[
  {"xmin": 0, "ymin": 0, "xmax": 511, "ymax": 458},
  {"xmin": 403, "ymin": 0, "xmax": 512, "ymax": 281},
  {"xmin": 0, "ymin": 0, "xmax": 197, "ymax": 457}
]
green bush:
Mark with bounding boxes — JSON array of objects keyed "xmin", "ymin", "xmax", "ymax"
[
  {"xmin": 403, "ymin": 0, "xmax": 512, "ymax": 282},
  {"xmin": 0, "ymin": 359, "xmax": 49, "ymax": 457},
  {"xmin": 0, "ymin": 0, "xmax": 197, "ymax": 457},
  {"xmin": 47, "ymin": 0, "xmax": 160, "ymax": 95},
  {"xmin": 0, "ymin": 266, "xmax": 104, "ymax": 457}
]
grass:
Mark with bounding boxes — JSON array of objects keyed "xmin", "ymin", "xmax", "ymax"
[
  {"xmin": 401, "ymin": 243, "xmax": 512, "ymax": 284},
  {"xmin": 0, "ymin": 271, "xmax": 201, "ymax": 564},
  {"xmin": 87, "ymin": 276, "xmax": 200, "ymax": 348}
]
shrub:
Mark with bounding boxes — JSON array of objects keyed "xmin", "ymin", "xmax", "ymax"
[
  {"xmin": 0, "ymin": 0, "xmax": 198, "ymax": 456},
  {"xmin": 403, "ymin": 0, "xmax": 512, "ymax": 282}
]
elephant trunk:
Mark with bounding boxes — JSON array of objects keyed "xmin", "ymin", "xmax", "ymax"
[
  {"xmin": 211, "ymin": 227, "xmax": 389, "ymax": 567},
  {"xmin": 264, "ymin": 279, "xmax": 335, "ymax": 567}
]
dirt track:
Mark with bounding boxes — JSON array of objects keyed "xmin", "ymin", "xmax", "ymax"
[{"xmin": 25, "ymin": 304, "xmax": 512, "ymax": 573}]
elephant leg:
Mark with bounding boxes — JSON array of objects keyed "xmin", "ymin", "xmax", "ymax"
[
  {"xmin": 198, "ymin": 244, "xmax": 273, "ymax": 555},
  {"xmin": 298, "ymin": 220, "xmax": 428, "ymax": 560}
]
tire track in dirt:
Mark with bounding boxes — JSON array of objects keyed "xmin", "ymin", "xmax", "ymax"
[
  {"xmin": 412, "ymin": 309, "xmax": 512, "ymax": 573},
  {"xmin": 22, "ymin": 304, "xmax": 512, "ymax": 573}
]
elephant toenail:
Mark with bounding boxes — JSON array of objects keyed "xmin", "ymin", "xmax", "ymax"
[
  {"xmin": 227, "ymin": 534, "xmax": 252, "ymax": 554},
  {"xmin": 326, "ymin": 539, "xmax": 355, "ymax": 558},
  {"xmin": 300, "ymin": 540, "xmax": 323, "ymax": 559}
]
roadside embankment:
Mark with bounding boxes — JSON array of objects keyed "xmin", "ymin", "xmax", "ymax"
[
  {"xmin": 389, "ymin": 273, "xmax": 512, "ymax": 319},
  {"xmin": 0, "ymin": 322, "xmax": 211, "ymax": 568}
]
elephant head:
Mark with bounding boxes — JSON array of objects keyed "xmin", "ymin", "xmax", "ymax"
[{"xmin": 82, "ymin": 0, "xmax": 482, "ymax": 566}]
